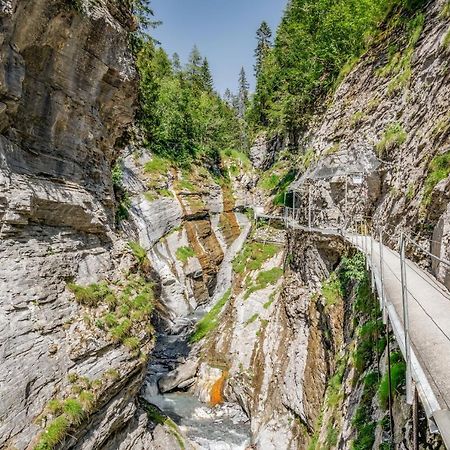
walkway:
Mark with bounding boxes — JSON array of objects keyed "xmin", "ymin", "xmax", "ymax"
[
  {"xmin": 255, "ymin": 210, "xmax": 450, "ymax": 446},
  {"xmin": 303, "ymin": 225, "xmax": 450, "ymax": 447}
]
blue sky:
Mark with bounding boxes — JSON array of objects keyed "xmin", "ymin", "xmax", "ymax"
[{"xmin": 150, "ymin": 0, "xmax": 287, "ymax": 95}]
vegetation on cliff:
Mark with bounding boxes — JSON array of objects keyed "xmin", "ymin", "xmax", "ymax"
[{"xmin": 247, "ymin": 0, "xmax": 428, "ymax": 138}]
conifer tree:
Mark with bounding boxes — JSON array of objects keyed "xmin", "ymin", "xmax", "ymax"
[
  {"xmin": 187, "ymin": 45, "xmax": 204, "ymax": 88},
  {"xmin": 237, "ymin": 67, "xmax": 249, "ymax": 118},
  {"xmin": 224, "ymin": 88, "xmax": 233, "ymax": 107},
  {"xmin": 201, "ymin": 58, "xmax": 214, "ymax": 91},
  {"xmin": 254, "ymin": 21, "xmax": 272, "ymax": 77},
  {"xmin": 172, "ymin": 52, "xmax": 181, "ymax": 72}
]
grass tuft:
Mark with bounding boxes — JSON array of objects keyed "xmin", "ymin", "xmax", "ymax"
[
  {"xmin": 176, "ymin": 246, "xmax": 195, "ymax": 263},
  {"xmin": 376, "ymin": 122, "xmax": 407, "ymax": 157},
  {"xmin": 191, "ymin": 289, "xmax": 231, "ymax": 343}
]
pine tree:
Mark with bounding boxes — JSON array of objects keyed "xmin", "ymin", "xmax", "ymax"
[
  {"xmin": 254, "ymin": 21, "xmax": 272, "ymax": 77},
  {"xmin": 224, "ymin": 88, "xmax": 233, "ymax": 107},
  {"xmin": 237, "ymin": 67, "xmax": 249, "ymax": 118},
  {"xmin": 201, "ymin": 58, "xmax": 214, "ymax": 91},
  {"xmin": 187, "ymin": 45, "xmax": 203, "ymax": 78},
  {"xmin": 172, "ymin": 52, "xmax": 181, "ymax": 72},
  {"xmin": 186, "ymin": 45, "xmax": 205, "ymax": 90}
]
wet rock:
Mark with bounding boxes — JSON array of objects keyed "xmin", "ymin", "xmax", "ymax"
[{"xmin": 158, "ymin": 358, "xmax": 200, "ymax": 394}]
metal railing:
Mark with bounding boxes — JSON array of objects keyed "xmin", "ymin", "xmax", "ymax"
[{"xmin": 282, "ymin": 205, "xmax": 450, "ymax": 443}]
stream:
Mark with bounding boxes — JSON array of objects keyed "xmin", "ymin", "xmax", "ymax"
[{"xmin": 141, "ymin": 213, "xmax": 252, "ymax": 449}]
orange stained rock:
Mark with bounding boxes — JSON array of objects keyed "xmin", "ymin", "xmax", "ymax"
[{"xmin": 210, "ymin": 371, "xmax": 228, "ymax": 406}]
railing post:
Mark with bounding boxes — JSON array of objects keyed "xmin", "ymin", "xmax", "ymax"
[
  {"xmin": 379, "ymin": 229, "xmax": 387, "ymax": 323},
  {"xmin": 293, "ymin": 191, "xmax": 296, "ymax": 225},
  {"xmin": 370, "ymin": 232, "xmax": 375, "ymax": 293},
  {"xmin": 400, "ymin": 233, "xmax": 413, "ymax": 404},
  {"xmin": 308, "ymin": 184, "xmax": 312, "ymax": 230}
]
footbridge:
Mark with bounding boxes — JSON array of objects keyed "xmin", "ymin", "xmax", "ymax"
[{"xmin": 254, "ymin": 208, "xmax": 450, "ymax": 448}]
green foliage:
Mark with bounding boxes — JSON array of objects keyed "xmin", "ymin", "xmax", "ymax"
[
  {"xmin": 111, "ymin": 161, "xmax": 123, "ymax": 188},
  {"xmin": 244, "ymin": 267, "xmax": 284, "ymax": 300},
  {"xmin": 442, "ymin": 1, "xmax": 450, "ymax": 17},
  {"xmin": 144, "ymin": 155, "xmax": 171, "ymax": 174},
  {"xmin": 67, "ymin": 282, "xmax": 112, "ymax": 307},
  {"xmin": 259, "ymin": 173, "xmax": 280, "ymax": 191},
  {"xmin": 443, "ymin": 28, "xmax": 450, "ymax": 49},
  {"xmin": 232, "ymin": 242, "xmax": 279, "ymax": 274},
  {"xmin": 116, "ymin": 192, "xmax": 131, "ymax": 222},
  {"xmin": 353, "ymin": 320, "xmax": 386, "ymax": 374},
  {"xmin": 383, "ymin": 13, "xmax": 424, "ymax": 95},
  {"xmin": 62, "ymin": 399, "xmax": 84, "ymax": 425},
  {"xmin": 79, "ymin": 391, "xmax": 95, "ymax": 413},
  {"xmin": 34, "ymin": 415, "xmax": 70, "ymax": 449},
  {"xmin": 110, "ymin": 318, "xmax": 133, "ymax": 342},
  {"xmin": 105, "ymin": 369, "xmax": 120, "ymax": 380},
  {"xmin": 326, "ymin": 359, "xmax": 347, "ymax": 408},
  {"xmin": 321, "ymin": 273, "xmax": 343, "ymax": 308},
  {"xmin": 137, "ymin": 41, "xmax": 242, "ymax": 164},
  {"xmin": 325, "ymin": 427, "xmax": 339, "ymax": 448},
  {"xmin": 352, "ymin": 372, "xmax": 379, "ymax": 450},
  {"xmin": 176, "ymin": 246, "xmax": 195, "ymax": 263},
  {"xmin": 46, "ymin": 399, "xmax": 63, "ymax": 415},
  {"xmin": 273, "ymin": 170, "xmax": 297, "ymax": 206},
  {"xmin": 376, "ymin": 122, "xmax": 407, "ymax": 157},
  {"xmin": 248, "ymin": 0, "xmax": 399, "ymax": 135},
  {"xmin": 191, "ymin": 289, "xmax": 231, "ymax": 342},
  {"xmin": 145, "ymin": 404, "xmax": 167, "ymax": 425},
  {"xmin": 378, "ymin": 353, "xmax": 406, "ymax": 409},
  {"xmin": 128, "ymin": 241, "xmax": 148, "ymax": 264},
  {"xmin": 123, "ymin": 336, "xmax": 140, "ymax": 351},
  {"xmin": 245, "ymin": 313, "xmax": 259, "ymax": 326},
  {"xmin": 422, "ymin": 151, "xmax": 450, "ymax": 205}
]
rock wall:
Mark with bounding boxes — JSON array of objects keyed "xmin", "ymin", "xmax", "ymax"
[{"xmin": 0, "ymin": 1, "xmax": 162, "ymax": 448}]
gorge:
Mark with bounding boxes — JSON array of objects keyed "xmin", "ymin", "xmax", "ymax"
[{"xmin": 0, "ymin": 0, "xmax": 450, "ymax": 449}]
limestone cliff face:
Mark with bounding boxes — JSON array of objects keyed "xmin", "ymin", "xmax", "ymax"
[{"xmin": 0, "ymin": 1, "xmax": 159, "ymax": 449}]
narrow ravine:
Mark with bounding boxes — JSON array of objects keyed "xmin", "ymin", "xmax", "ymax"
[{"xmin": 140, "ymin": 212, "xmax": 253, "ymax": 449}]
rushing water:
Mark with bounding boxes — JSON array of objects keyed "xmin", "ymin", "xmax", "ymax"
[
  {"xmin": 142, "ymin": 316, "xmax": 251, "ymax": 449},
  {"xmin": 141, "ymin": 213, "xmax": 253, "ymax": 449}
]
